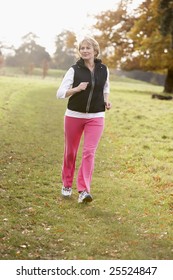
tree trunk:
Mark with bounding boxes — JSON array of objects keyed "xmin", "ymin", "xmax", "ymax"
[{"xmin": 164, "ymin": 69, "xmax": 173, "ymax": 93}]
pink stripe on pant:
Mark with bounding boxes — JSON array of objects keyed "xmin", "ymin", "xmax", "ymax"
[{"xmin": 62, "ymin": 116, "xmax": 104, "ymax": 193}]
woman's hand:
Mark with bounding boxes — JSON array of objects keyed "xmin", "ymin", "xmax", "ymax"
[
  {"xmin": 77, "ymin": 82, "xmax": 89, "ymax": 92},
  {"xmin": 65, "ymin": 82, "xmax": 89, "ymax": 97},
  {"xmin": 104, "ymin": 101, "xmax": 112, "ymax": 110}
]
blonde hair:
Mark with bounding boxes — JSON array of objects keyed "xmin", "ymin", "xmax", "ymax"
[{"xmin": 78, "ymin": 36, "xmax": 100, "ymax": 58}]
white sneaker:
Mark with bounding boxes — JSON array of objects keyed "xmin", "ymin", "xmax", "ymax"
[
  {"xmin": 78, "ymin": 191, "xmax": 93, "ymax": 203},
  {"xmin": 61, "ymin": 186, "xmax": 72, "ymax": 197}
]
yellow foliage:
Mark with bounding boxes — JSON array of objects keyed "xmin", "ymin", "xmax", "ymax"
[{"xmin": 93, "ymin": 0, "xmax": 173, "ymax": 72}]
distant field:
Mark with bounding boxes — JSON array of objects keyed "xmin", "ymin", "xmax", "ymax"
[
  {"xmin": 0, "ymin": 74, "xmax": 173, "ymax": 260},
  {"xmin": 0, "ymin": 66, "xmax": 66, "ymax": 79}
]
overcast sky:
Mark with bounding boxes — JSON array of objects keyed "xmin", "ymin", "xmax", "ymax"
[{"xmin": 0, "ymin": 0, "xmax": 143, "ymax": 54}]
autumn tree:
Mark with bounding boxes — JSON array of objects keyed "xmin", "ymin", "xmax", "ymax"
[
  {"xmin": 54, "ymin": 30, "xmax": 77, "ymax": 69},
  {"xmin": 124, "ymin": 0, "xmax": 161, "ymax": 71},
  {"xmin": 159, "ymin": 0, "xmax": 173, "ymax": 92},
  {"xmin": 128, "ymin": 0, "xmax": 173, "ymax": 93},
  {"xmin": 159, "ymin": 0, "xmax": 173, "ymax": 45},
  {"xmin": 93, "ymin": 0, "xmax": 173, "ymax": 93},
  {"xmin": 94, "ymin": 0, "xmax": 135, "ymax": 68}
]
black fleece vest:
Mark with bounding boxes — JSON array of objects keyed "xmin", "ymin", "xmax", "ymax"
[{"xmin": 67, "ymin": 58, "xmax": 107, "ymax": 113}]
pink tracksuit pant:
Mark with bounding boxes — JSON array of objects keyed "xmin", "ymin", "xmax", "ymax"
[{"xmin": 62, "ymin": 116, "xmax": 104, "ymax": 193}]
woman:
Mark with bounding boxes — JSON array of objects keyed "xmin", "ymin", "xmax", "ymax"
[{"xmin": 57, "ymin": 36, "xmax": 111, "ymax": 203}]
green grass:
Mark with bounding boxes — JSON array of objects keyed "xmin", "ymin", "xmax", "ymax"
[{"xmin": 0, "ymin": 74, "xmax": 173, "ymax": 260}]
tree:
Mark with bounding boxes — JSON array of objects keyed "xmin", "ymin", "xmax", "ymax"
[
  {"xmin": 6, "ymin": 32, "xmax": 51, "ymax": 74},
  {"xmin": 94, "ymin": 0, "xmax": 135, "ymax": 68},
  {"xmin": 123, "ymin": 0, "xmax": 161, "ymax": 70},
  {"xmin": 128, "ymin": 0, "xmax": 173, "ymax": 93},
  {"xmin": 0, "ymin": 41, "xmax": 14, "ymax": 68},
  {"xmin": 53, "ymin": 30, "xmax": 77, "ymax": 69},
  {"xmin": 93, "ymin": 0, "xmax": 173, "ymax": 93},
  {"xmin": 159, "ymin": 0, "xmax": 173, "ymax": 45},
  {"xmin": 0, "ymin": 50, "xmax": 4, "ymax": 69},
  {"xmin": 159, "ymin": 0, "xmax": 173, "ymax": 92}
]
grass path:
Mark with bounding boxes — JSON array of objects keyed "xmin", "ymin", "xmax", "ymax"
[{"xmin": 0, "ymin": 75, "xmax": 173, "ymax": 260}]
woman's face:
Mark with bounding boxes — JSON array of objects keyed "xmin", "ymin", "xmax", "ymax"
[{"xmin": 79, "ymin": 42, "xmax": 96, "ymax": 61}]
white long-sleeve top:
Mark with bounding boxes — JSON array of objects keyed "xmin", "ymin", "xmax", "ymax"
[{"xmin": 56, "ymin": 67, "xmax": 110, "ymax": 119}]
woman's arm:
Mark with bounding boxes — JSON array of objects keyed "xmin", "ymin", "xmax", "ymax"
[
  {"xmin": 56, "ymin": 68, "xmax": 88, "ymax": 98},
  {"xmin": 104, "ymin": 67, "xmax": 111, "ymax": 110},
  {"xmin": 56, "ymin": 67, "xmax": 74, "ymax": 99}
]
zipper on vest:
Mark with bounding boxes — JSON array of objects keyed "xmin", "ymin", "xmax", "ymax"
[{"xmin": 86, "ymin": 71, "xmax": 95, "ymax": 113}]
